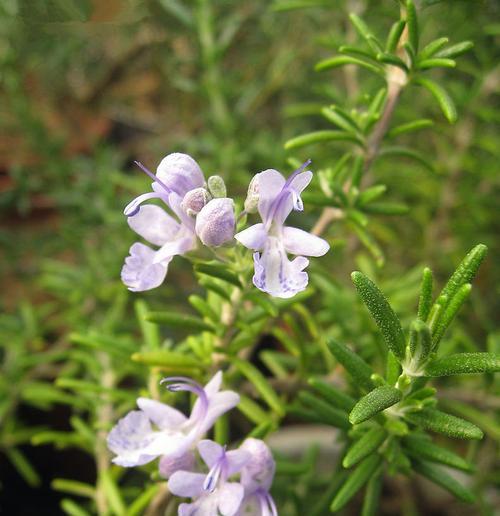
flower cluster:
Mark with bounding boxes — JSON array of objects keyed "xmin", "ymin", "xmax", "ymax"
[
  {"xmin": 121, "ymin": 153, "xmax": 329, "ymax": 298},
  {"xmin": 107, "ymin": 372, "xmax": 277, "ymax": 516},
  {"xmin": 121, "ymin": 154, "xmax": 235, "ymax": 292},
  {"xmin": 235, "ymin": 160, "xmax": 329, "ymax": 298}
]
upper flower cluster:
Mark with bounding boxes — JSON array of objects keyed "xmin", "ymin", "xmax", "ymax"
[
  {"xmin": 121, "ymin": 153, "xmax": 329, "ymax": 297},
  {"xmin": 107, "ymin": 372, "xmax": 277, "ymax": 516},
  {"xmin": 121, "ymin": 154, "xmax": 235, "ymax": 291}
]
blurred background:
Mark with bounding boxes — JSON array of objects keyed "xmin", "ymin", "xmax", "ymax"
[{"xmin": 0, "ymin": 0, "xmax": 498, "ymax": 514}]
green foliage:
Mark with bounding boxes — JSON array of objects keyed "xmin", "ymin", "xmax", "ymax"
[
  {"xmin": 349, "ymin": 386, "xmax": 403, "ymax": 424},
  {"xmin": 351, "ymin": 271, "xmax": 406, "ymax": 360}
]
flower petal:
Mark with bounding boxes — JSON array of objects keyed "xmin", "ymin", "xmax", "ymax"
[
  {"xmin": 226, "ymin": 449, "xmax": 251, "ymax": 476},
  {"xmin": 255, "ymin": 169, "xmax": 286, "ymax": 222},
  {"xmin": 168, "ymin": 471, "xmax": 205, "ymax": 498},
  {"xmin": 203, "ymin": 371, "xmax": 222, "ymax": 397},
  {"xmin": 239, "ymin": 438, "xmax": 276, "ymax": 491},
  {"xmin": 166, "ymin": 190, "xmax": 195, "ymax": 229},
  {"xmin": 152, "ymin": 233, "xmax": 196, "ymax": 264},
  {"xmin": 253, "ymin": 237, "xmax": 309, "ymax": 298},
  {"xmin": 282, "ymin": 226, "xmax": 329, "ymax": 257},
  {"xmin": 234, "ymin": 223, "xmax": 267, "ymax": 251},
  {"xmin": 218, "ymin": 482, "xmax": 245, "ymax": 516},
  {"xmin": 274, "ymin": 170, "xmax": 313, "ymax": 224},
  {"xmin": 156, "ymin": 153, "xmax": 205, "ymax": 197},
  {"xmin": 141, "ymin": 431, "xmax": 191, "ymax": 458},
  {"xmin": 198, "ymin": 439, "xmax": 224, "ymax": 468},
  {"xmin": 128, "ymin": 205, "xmax": 180, "ymax": 246},
  {"xmin": 137, "ymin": 398, "xmax": 187, "ymax": 429},
  {"xmin": 107, "ymin": 411, "xmax": 159, "ymax": 467},
  {"xmin": 198, "ymin": 391, "xmax": 240, "ymax": 435},
  {"xmin": 290, "ymin": 169, "xmax": 313, "ymax": 196},
  {"xmin": 121, "ymin": 243, "xmax": 170, "ymax": 292}
]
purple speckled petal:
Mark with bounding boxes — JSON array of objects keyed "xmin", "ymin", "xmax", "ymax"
[
  {"xmin": 137, "ymin": 398, "xmax": 187, "ymax": 429},
  {"xmin": 218, "ymin": 482, "xmax": 245, "ymax": 516},
  {"xmin": 198, "ymin": 439, "xmax": 224, "ymax": 468},
  {"xmin": 127, "ymin": 205, "xmax": 180, "ymax": 246},
  {"xmin": 252, "ymin": 237, "xmax": 309, "ymax": 299},
  {"xmin": 121, "ymin": 243, "xmax": 170, "ymax": 292},
  {"xmin": 234, "ymin": 223, "xmax": 267, "ymax": 251},
  {"xmin": 107, "ymin": 411, "xmax": 155, "ymax": 465},
  {"xmin": 195, "ymin": 198, "xmax": 235, "ymax": 247},
  {"xmin": 156, "ymin": 153, "xmax": 205, "ymax": 197},
  {"xmin": 282, "ymin": 226, "xmax": 329, "ymax": 257},
  {"xmin": 168, "ymin": 471, "xmax": 205, "ymax": 498}
]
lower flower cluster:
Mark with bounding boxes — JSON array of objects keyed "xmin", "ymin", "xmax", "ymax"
[
  {"xmin": 169, "ymin": 438, "xmax": 277, "ymax": 516},
  {"xmin": 107, "ymin": 372, "xmax": 277, "ymax": 516}
]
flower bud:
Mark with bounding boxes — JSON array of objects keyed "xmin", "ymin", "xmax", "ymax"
[
  {"xmin": 244, "ymin": 175, "xmax": 260, "ymax": 213},
  {"xmin": 207, "ymin": 175, "xmax": 227, "ymax": 198},
  {"xmin": 156, "ymin": 153, "xmax": 205, "ymax": 197},
  {"xmin": 195, "ymin": 198, "xmax": 235, "ymax": 247},
  {"xmin": 159, "ymin": 451, "xmax": 195, "ymax": 479},
  {"xmin": 181, "ymin": 187, "xmax": 211, "ymax": 216},
  {"xmin": 239, "ymin": 438, "xmax": 275, "ymax": 491}
]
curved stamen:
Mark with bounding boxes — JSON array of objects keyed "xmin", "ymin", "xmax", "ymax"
[
  {"xmin": 134, "ymin": 161, "xmax": 172, "ymax": 195},
  {"xmin": 282, "ymin": 158, "xmax": 311, "ymax": 190},
  {"xmin": 124, "ymin": 191, "xmax": 162, "ymax": 217},
  {"xmin": 160, "ymin": 376, "xmax": 209, "ymax": 428}
]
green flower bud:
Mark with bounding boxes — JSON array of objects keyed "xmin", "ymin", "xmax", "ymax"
[{"xmin": 207, "ymin": 175, "xmax": 227, "ymax": 198}]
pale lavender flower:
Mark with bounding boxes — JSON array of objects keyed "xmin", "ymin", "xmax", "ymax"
[
  {"xmin": 107, "ymin": 372, "xmax": 239, "ymax": 474},
  {"xmin": 195, "ymin": 198, "xmax": 235, "ymax": 247},
  {"xmin": 237, "ymin": 438, "xmax": 278, "ymax": 516},
  {"xmin": 121, "ymin": 153, "xmax": 204, "ymax": 291},
  {"xmin": 169, "ymin": 440, "xmax": 250, "ymax": 516},
  {"xmin": 235, "ymin": 161, "xmax": 329, "ymax": 298}
]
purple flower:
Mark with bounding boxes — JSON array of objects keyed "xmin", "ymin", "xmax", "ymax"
[
  {"xmin": 195, "ymin": 198, "xmax": 236, "ymax": 247},
  {"xmin": 237, "ymin": 438, "xmax": 278, "ymax": 516},
  {"xmin": 169, "ymin": 440, "xmax": 250, "ymax": 516},
  {"xmin": 235, "ymin": 161, "xmax": 329, "ymax": 298},
  {"xmin": 107, "ymin": 372, "xmax": 239, "ymax": 473},
  {"xmin": 121, "ymin": 154, "xmax": 205, "ymax": 292}
]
